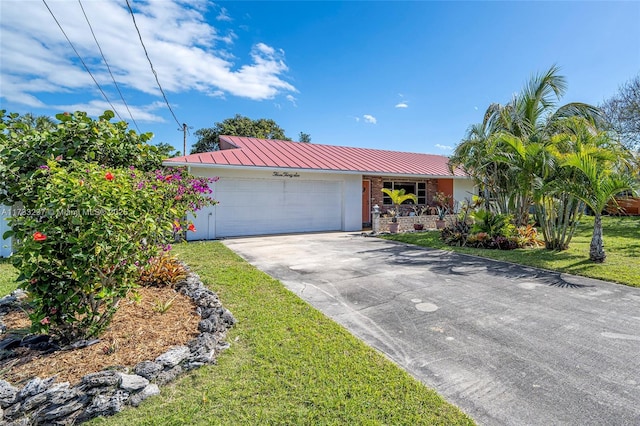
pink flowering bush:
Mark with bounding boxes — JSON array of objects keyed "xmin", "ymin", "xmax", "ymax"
[{"xmin": 1, "ymin": 111, "xmax": 216, "ymax": 342}]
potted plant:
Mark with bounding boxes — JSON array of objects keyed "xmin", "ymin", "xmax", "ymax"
[
  {"xmin": 381, "ymin": 188, "xmax": 418, "ymax": 233},
  {"xmin": 412, "ymin": 205, "xmax": 428, "ymax": 230},
  {"xmin": 433, "ymin": 191, "xmax": 452, "ymax": 229}
]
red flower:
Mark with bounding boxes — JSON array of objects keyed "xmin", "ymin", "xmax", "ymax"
[
  {"xmin": 40, "ymin": 317, "xmax": 50, "ymax": 325},
  {"xmin": 165, "ymin": 175, "xmax": 173, "ymax": 181},
  {"xmin": 188, "ymin": 223, "xmax": 196, "ymax": 232},
  {"xmin": 105, "ymin": 172, "xmax": 114, "ymax": 181},
  {"xmin": 33, "ymin": 232, "xmax": 47, "ymax": 241}
]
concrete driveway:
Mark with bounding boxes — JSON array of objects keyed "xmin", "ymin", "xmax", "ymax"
[{"xmin": 222, "ymin": 232, "xmax": 640, "ymax": 426}]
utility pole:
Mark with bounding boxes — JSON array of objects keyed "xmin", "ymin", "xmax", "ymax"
[{"xmin": 182, "ymin": 123, "xmax": 187, "ymax": 156}]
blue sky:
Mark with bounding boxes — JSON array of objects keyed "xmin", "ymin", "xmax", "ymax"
[{"xmin": 1, "ymin": 1, "xmax": 638, "ymax": 155}]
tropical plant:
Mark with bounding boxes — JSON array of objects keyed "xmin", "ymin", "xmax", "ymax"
[
  {"xmin": 432, "ymin": 191, "xmax": 452, "ymax": 220},
  {"xmin": 560, "ymin": 135, "xmax": 638, "ymax": 262},
  {"xmin": 470, "ymin": 209, "xmax": 514, "ymax": 238},
  {"xmin": 381, "ymin": 188, "xmax": 417, "ymax": 222},
  {"xmin": 451, "ymin": 66, "xmax": 608, "ymax": 250}
]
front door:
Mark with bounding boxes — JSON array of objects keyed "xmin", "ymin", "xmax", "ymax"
[{"xmin": 362, "ymin": 179, "xmax": 371, "ymax": 225}]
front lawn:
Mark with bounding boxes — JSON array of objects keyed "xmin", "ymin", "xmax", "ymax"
[
  {"xmin": 0, "ymin": 243, "xmax": 473, "ymax": 425},
  {"xmin": 383, "ymin": 215, "xmax": 640, "ymax": 287}
]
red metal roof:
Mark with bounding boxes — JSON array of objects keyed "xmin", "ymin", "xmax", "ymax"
[{"xmin": 165, "ymin": 136, "xmax": 467, "ymax": 177}]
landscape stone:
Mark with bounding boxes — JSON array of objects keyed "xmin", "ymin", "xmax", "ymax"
[
  {"xmin": 38, "ymin": 399, "xmax": 85, "ymax": 422},
  {"xmin": 81, "ymin": 371, "xmax": 120, "ymax": 389},
  {"xmin": 221, "ymin": 309, "xmax": 236, "ymax": 326},
  {"xmin": 84, "ymin": 390, "xmax": 129, "ymax": 417},
  {"xmin": 154, "ymin": 366, "xmax": 183, "ymax": 385},
  {"xmin": 0, "ymin": 380, "xmax": 19, "ymax": 408},
  {"xmin": 43, "ymin": 383, "xmax": 76, "ymax": 405},
  {"xmin": 118, "ymin": 373, "xmax": 149, "ymax": 392},
  {"xmin": 20, "ymin": 392, "xmax": 47, "ymax": 412},
  {"xmin": 198, "ymin": 318, "xmax": 218, "ymax": 333},
  {"xmin": 133, "ymin": 361, "xmax": 163, "ymax": 380},
  {"xmin": 155, "ymin": 346, "xmax": 190, "ymax": 368},
  {"xmin": 0, "ymin": 272, "xmax": 235, "ymax": 425},
  {"xmin": 129, "ymin": 384, "xmax": 160, "ymax": 407},
  {"xmin": 18, "ymin": 377, "xmax": 56, "ymax": 399}
]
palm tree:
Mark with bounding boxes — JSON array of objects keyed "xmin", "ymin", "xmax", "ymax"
[
  {"xmin": 381, "ymin": 188, "xmax": 417, "ymax": 222},
  {"xmin": 452, "ymin": 65, "xmax": 607, "ymax": 250},
  {"xmin": 560, "ymin": 126, "xmax": 637, "ymax": 262}
]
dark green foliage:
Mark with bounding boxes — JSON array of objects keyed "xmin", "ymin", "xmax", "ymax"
[{"xmin": 191, "ymin": 114, "xmax": 291, "ymax": 153}]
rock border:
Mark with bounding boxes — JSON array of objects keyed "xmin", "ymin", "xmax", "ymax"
[{"xmin": 0, "ymin": 272, "xmax": 235, "ymax": 425}]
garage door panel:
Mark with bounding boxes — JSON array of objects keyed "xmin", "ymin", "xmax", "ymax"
[{"xmin": 214, "ymin": 178, "xmax": 342, "ymax": 237}]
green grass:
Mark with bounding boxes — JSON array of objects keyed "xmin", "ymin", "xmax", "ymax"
[
  {"xmin": 69, "ymin": 242, "xmax": 471, "ymax": 425},
  {"xmin": 0, "ymin": 258, "xmax": 18, "ymax": 296},
  {"xmin": 383, "ymin": 215, "xmax": 640, "ymax": 287}
]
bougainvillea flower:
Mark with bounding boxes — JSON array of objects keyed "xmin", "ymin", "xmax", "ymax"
[
  {"xmin": 188, "ymin": 223, "xmax": 196, "ymax": 232},
  {"xmin": 33, "ymin": 232, "xmax": 47, "ymax": 241},
  {"xmin": 39, "ymin": 165, "xmax": 50, "ymax": 170},
  {"xmin": 40, "ymin": 317, "xmax": 50, "ymax": 325},
  {"xmin": 105, "ymin": 172, "xmax": 114, "ymax": 181}
]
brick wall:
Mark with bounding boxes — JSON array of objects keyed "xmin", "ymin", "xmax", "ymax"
[
  {"xmin": 373, "ymin": 214, "xmax": 457, "ymax": 233},
  {"xmin": 364, "ymin": 175, "xmax": 441, "ymax": 215}
]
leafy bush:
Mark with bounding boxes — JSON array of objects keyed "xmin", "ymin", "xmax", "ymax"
[
  {"xmin": 471, "ymin": 209, "xmax": 515, "ymax": 238},
  {"xmin": 515, "ymin": 225, "xmax": 545, "ymax": 248},
  {"xmin": 3, "ymin": 122, "xmax": 216, "ymax": 342},
  {"xmin": 0, "ymin": 110, "xmax": 165, "ymax": 207},
  {"xmin": 138, "ymin": 251, "xmax": 189, "ymax": 288}
]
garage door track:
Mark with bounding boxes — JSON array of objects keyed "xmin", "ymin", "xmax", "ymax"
[{"xmin": 223, "ymin": 232, "xmax": 640, "ymax": 426}]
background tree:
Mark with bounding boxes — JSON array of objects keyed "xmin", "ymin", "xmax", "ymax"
[
  {"xmin": 298, "ymin": 132, "xmax": 312, "ymax": 143},
  {"xmin": 155, "ymin": 142, "xmax": 179, "ymax": 158},
  {"xmin": 191, "ymin": 114, "xmax": 291, "ymax": 153},
  {"xmin": 600, "ymin": 74, "xmax": 640, "ymax": 151},
  {"xmin": 560, "ymin": 125, "xmax": 637, "ymax": 262}
]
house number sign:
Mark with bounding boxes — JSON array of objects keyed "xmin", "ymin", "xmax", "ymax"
[{"xmin": 273, "ymin": 171, "xmax": 301, "ymax": 178}]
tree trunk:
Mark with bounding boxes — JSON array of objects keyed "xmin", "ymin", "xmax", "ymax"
[{"xmin": 589, "ymin": 214, "xmax": 606, "ymax": 263}]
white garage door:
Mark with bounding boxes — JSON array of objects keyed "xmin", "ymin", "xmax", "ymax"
[{"xmin": 206, "ymin": 178, "xmax": 342, "ymax": 238}]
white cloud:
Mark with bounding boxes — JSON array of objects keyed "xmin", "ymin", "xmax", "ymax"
[
  {"xmin": 395, "ymin": 102, "xmax": 408, "ymax": 108},
  {"xmin": 286, "ymin": 94, "xmax": 297, "ymax": 107},
  {"xmin": 363, "ymin": 114, "xmax": 377, "ymax": 124},
  {"xmin": 0, "ymin": 0, "xmax": 296, "ymax": 119},
  {"xmin": 435, "ymin": 144, "xmax": 453, "ymax": 151},
  {"xmin": 216, "ymin": 7, "xmax": 232, "ymax": 22}
]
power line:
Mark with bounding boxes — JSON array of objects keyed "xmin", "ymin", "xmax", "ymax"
[
  {"xmin": 125, "ymin": 0, "xmax": 182, "ymax": 128},
  {"xmin": 41, "ymin": 0, "xmax": 125, "ymax": 122},
  {"xmin": 78, "ymin": 0, "xmax": 140, "ymax": 132}
]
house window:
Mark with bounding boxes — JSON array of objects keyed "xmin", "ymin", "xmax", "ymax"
[{"xmin": 382, "ymin": 181, "xmax": 427, "ymax": 205}]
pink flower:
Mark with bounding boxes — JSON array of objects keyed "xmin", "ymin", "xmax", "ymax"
[{"xmin": 40, "ymin": 317, "xmax": 50, "ymax": 325}]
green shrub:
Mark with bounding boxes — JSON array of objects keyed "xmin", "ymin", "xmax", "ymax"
[{"xmin": 4, "ymin": 160, "xmax": 215, "ymax": 343}]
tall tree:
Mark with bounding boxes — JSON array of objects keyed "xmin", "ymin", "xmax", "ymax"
[
  {"xmin": 600, "ymin": 74, "xmax": 640, "ymax": 150},
  {"xmin": 559, "ymin": 121, "xmax": 637, "ymax": 261},
  {"xmin": 298, "ymin": 132, "xmax": 311, "ymax": 143},
  {"xmin": 451, "ymin": 66, "xmax": 606, "ymax": 250},
  {"xmin": 191, "ymin": 114, "xmax": 291, "ymax": 153}
]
